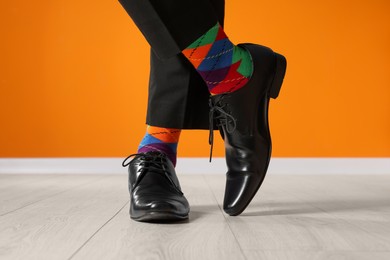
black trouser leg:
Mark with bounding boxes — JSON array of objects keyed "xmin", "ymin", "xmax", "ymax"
[
  {"xmin": 118, "ymin": 0, "xmax": 221, "ymax": 59},
  {"xmin": 118, "ymin": 0, "xmax": 225, "ymax": 129}
]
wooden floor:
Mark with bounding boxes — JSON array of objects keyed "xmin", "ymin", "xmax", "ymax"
[{"xmin": 0, "ymin": 174, "xmax": 389, "ymax": 260}]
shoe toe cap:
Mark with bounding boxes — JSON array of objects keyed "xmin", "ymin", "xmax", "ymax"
[
  {"xmin": 131, "ymin": 195, "xmax": 189, "ymax": 219},
  {"xmin": 223, "ymin": 172, "xmax": 262, "ymax": 216}
]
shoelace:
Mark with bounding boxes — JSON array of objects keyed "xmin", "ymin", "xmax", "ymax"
[
  {"xmin": 208, "ymin": 96, "xmax": 237, "ymax": 162},
  {"xmin": 122, "ymin": 152, "xmax": 183, "ymax": 195}
]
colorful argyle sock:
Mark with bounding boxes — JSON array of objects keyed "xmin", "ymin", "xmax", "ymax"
[
  {"xmin": 182, "ymin": 23, "xmax": 253, "ymax": 95},
  {"xmin": 137, "ymin": 125, "xmax": 181, "ymax": 166}
]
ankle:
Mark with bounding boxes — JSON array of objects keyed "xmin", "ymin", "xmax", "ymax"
[{"xmin": 137, "ymin": 125, "xmax": 181, "ymax": 167}]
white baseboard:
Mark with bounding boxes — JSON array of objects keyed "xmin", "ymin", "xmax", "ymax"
[{"xmin": 0, "ymin": 158, "xmax": 389, "ymax": 174}]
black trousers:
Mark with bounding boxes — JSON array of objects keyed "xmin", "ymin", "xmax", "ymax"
[{"xmin": 118, "ymin": 0, "xmax": 225, "ymax": 129}]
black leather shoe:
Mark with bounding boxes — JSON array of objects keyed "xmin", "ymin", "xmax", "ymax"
[
  {"xmin": 209, "ymin": 44, "xmax": 287, "ymax": 216},
  {"xmin": 122, "ymin": 151, "xmax": 190, "ymax": 222}
]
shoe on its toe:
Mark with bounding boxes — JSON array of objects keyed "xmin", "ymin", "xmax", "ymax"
[{"xmin": 209, "ymin": 44, "xmax": 287, "ymax": 216}]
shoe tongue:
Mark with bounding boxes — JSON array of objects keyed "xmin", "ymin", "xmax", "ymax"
[
  {"xmin": 210, "ymin": 94, "xmax": 221, "ymax": 103},
  {"xmin": 210, "ymin": 93, "xmax": 229, "ymax": 106},
  {"xmin": 144, "ymin": 151, "xmax": 166, "ymax": 158}
]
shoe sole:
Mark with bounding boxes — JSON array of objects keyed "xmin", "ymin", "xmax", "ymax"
[
  {"xmin": 226, "ymin": 52, "xmax": 287, "ymax": 216},
  {"xmin": 131, "ymin": 212, "xmax": 189, "ymax": 223}
]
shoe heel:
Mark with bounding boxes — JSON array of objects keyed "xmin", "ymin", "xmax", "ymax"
[{"xmin": 268, "ymin": 53, "xmax": 287, "ymax": 99}]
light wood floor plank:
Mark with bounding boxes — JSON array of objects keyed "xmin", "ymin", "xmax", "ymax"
[
  {"xmin": 0, "ymin": 174, "xmax": 58, "ymax": 190},
  {"xmin": 204, "ymin": 174, "xmax": 390, "ymax": 252},
  {"xmin": 244, "ymin": 250, "xmax": 390, "ymax": 260},
  {"xmin": 70, "ymin": 175, "xmax": 246, "ymax": 260},
  {"xmin": 0, "ymin": 174, "xmax": 105, "ymax": 216},
  {"xmin": 0, "ymin": 175, "xmax": 128, "ymax": 260},
  {"xmin": 1, "ymin": 174, "xmax": 389, "ymax": 260},
  {"xmin": 271, "ymin": 175, "xmax": 390, "ymax": 245}
]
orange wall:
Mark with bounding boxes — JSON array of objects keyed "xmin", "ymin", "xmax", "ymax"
[{"xmin": 1, "ymin": 0, "xmax": 389, "ymax": 158}]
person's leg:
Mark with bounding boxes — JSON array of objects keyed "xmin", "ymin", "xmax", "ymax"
[
  {"xmin": 118, "ymin": 0, "xmax": 220, "ymax": 59},
  {"xmin": 122, "ymin": 0, "xmax": 255, "ymax": 170},
  {"xmin": 119, "ymin": 0, "xmax": 287, "ymax": 217},
  {"xmin": 120, "ymin": 0, "xmax": 252, "ymax": 96},
  {"xmin": 120, "ymin": 0, "xmax": 225, "ymax": 222},
  {"xmin": 146, "ymin": 0, "xmax": 225, "ymax": 131},
  {"xmin": 182, "ymin": 23, "xmax": 253, "ymax": 95},
  {"xmin": 139, "ymin": 0, "xmax": 225, "ymax": 167},
  {"xmin": 137, "ymin": 126, "xmax": 180, "ymax": 166}
]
